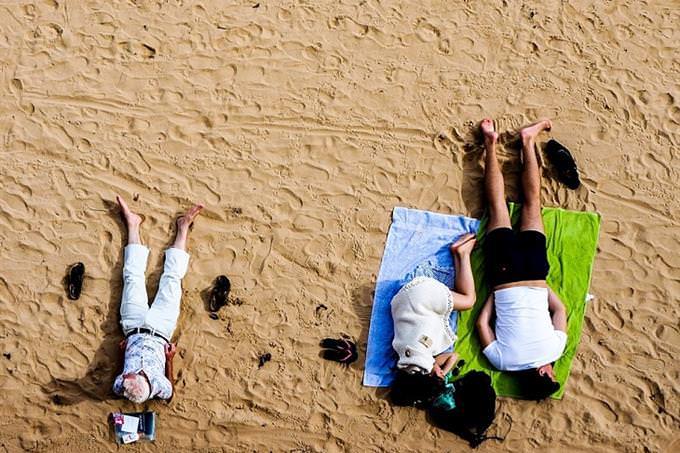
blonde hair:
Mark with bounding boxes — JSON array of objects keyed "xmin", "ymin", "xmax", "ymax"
[{"xmin": 122, "ymin": 374, "xmax": 150, "ymax": 404}]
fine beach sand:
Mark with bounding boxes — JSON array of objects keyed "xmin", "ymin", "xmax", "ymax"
[{"xmin": 1, "ymin": 1, "xmax": 678, "ymax": 451}]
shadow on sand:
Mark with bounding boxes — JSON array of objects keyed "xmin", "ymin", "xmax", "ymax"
[
  {"xmin": 458, "ymin": 124, "xmax": 528, "ymax": 218},
  {"xmin": 42, "ymin": 203, "xmax": 128, "ymax": 405},
  {"xmin": 347, "ymin": 283, "xmax": 391, "ymax": 400},
  {"xmin": 42, "ymin": 202, "xmax": 186, "ymax": 405}
]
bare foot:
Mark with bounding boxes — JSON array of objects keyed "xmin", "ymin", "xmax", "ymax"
[
  {"xmin": 480, "ymin": 118, "xmax": 498, "ymax": 144},
  {"xmin": 177, "ymin": 203, "xmax": 204, "ymax": 231},
  {"xmin": 116, "ymin": 195, "xmax": 142, "ymax": 228},
  {"xmin": 520, "ymin": 119, "xmax": 552, "ymax": 145},
  {"xmin": 450, "ymin": 233, "xmax": 476, "ymax": 256}
]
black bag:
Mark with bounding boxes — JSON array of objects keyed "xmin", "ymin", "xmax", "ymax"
[{"xmin": 428, "ymin": 371, "xmax": 499, "ymax": 448}]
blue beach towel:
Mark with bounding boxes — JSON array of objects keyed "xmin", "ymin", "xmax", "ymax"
[{"xmin": 363, "ymin": 207, "xmax": 480, "ymax": 387}]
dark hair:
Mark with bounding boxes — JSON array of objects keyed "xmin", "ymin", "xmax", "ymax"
[
  {"xmin": 390, "ymin": 369, "xmax": 444, "ymax": 408},
  {"xmin": 428, "ymin": 371, "xmax": 498, "ymax": 448},
  {"xmin": 513, "ymin": 368, "xmax": 560, "ymax": 400}
]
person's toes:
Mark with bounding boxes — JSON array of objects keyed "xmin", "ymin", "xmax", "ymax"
[
  {"xmin": 177, "ymin": 204, "xmax": 203, "ymax": 229},
  {"xmin": 454, "ymin": 233, "xmax": 474, "ymax": 245},
  {"xmin": 450, "ymin": 233, "xmax": 476, "ymax": 252},
  {"xmin": 534, "ymin": 119, "xmax": 552, "ymax": 133},
  {"xmin": 186, "ymin": 204, "xmax": 204, "ymax": 222},
  {"xmin": 480, "ymin": 119, "xmax": 499, "ymax": 143},
  {"xmin": 116, "ymin": 195, "xmax": 142, "ymax": 226},
  {"xmin": 480, "ymin": 118, "xmax": 495, "ymax": 133},
  {"xmin": 520, "ymin": 119, "xmax": 552, "ymax": 140},
  {"xmin": 116, "ymin": 195, "xmax": 128, "ymax": 213},
  {"xmin": 457, "ymin": 238, "xmax": 477, "ymax": 254},
  {"xmin": 460, "ymin": 237, "xmax": 477, "ymax": 252}
]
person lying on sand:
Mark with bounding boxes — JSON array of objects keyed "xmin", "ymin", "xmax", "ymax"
[
  {"xmin": 390, "ymin": 233, "xmax": 477, "ymax": 406},
  {"xmin": 112, "ymin": 195, "xmax": 203, "ymax": 403},
  {"xmin": 475, "ymin": 119, "xmax": 567, "ymax": 400}
]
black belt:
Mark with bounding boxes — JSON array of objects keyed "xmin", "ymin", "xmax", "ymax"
[{"xmin": 126, "ymin": 327, "xmax": 169, "ymax": 343}]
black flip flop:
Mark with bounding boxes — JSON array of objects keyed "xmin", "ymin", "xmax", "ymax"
[
  {"xmin": 320, "ymin": 337, "xmax": 358, "ymax": 365},
  {"xmin": 545, "ymin": 139, "xmax": 581, "ymax": 189},
  {"xmin": 67, "ymin": 262, "xmax": 85, "ymax": 300},
  {"xmin": 320, "ymin": 338, "xmax": 345, "ymax": 350},
  {"xmin": 209, "ymin": 275, "xmax": 231, "ymax": 312},
  {"xmin": 321, "ymin": 346, "xmax": 358, "ymax": 365}
]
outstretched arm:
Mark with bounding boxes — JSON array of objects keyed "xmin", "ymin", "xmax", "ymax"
[
  {"xmin": 476, "ymin": 293, "xmax": 496, "ymax": 348},
  {"xmin": 547, "ymin": 288, "xmax": 567, "ymax": 332}
]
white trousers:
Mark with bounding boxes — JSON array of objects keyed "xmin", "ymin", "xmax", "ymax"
[{"xmin": 120, "ymin": 244, "xmax": 190, "ymax": 340}]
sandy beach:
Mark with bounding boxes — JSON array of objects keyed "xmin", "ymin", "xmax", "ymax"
[{"xmin": 0, "ymin": 0, "xmax": 678, "ymax": 451}]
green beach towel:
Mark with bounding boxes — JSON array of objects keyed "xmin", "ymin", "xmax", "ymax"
[{"xmin": 454, "ymin": 203, "xmax": 600, "ymax": 399}]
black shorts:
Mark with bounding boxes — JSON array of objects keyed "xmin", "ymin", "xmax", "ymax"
[{"xmin": 484, "ymin": 228, "xmax": 550, "ymax": 288}]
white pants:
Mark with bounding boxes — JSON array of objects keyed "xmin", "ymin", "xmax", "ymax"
[{"xmin": 120, "ymin": 244, "xmax": 190, "ymax": 340}]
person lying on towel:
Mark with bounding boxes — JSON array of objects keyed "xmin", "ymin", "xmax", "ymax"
[
  {"xmin": 112, "ymin": 195, "xmax": 203, "ymax": 403},
  {"xmin": 390, "ymin": 233, "xmax": 477, "ymax": 407},
  {"xmin": 475, "ymin": 118, "xmax": 567, "ymax": 400}
]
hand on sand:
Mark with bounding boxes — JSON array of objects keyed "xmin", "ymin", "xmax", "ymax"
[{"xmin": 165, "ymin": 343, "xmax": 177, "ymax": 360}]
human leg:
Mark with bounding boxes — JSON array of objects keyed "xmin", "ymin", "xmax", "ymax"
[
  {"xmin": 117, "ymin": 195, "xmax": 150, "ymax": 332},
  {"xmin": 145, "ymin": 248, "xmax": 189, "ymax": 339},
  {"xmin": 481, "ymin": 119, "xmax": 511, "ymax": 231},
  {"xmin": 170, "ymin": 203, "xmax": 204, "ymax": 251},
  {"xmin": 479, "ymin": 119, "xmax": 522, "ymax": 288},
  {"xmin": 146, "ymin": 203, "xmax": 203, "ymax": 339},
  {"xmin": 118, "ymin": 195, "xmax": 143, "ymax": 245},
  {"xmin": 518, "ymin": 119, "xmax": 551, "ymax": 233},
  {"xmin": 449, "ymin": 233, "xmax": 477, "ymax": 310}
]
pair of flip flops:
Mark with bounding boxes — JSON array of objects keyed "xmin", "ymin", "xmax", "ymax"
[
  {"xmin": 66, "ymin": 262, "xmax": 85, "ymax": 300},
  {"xmin": 545, "ymin": 139, "xmax": 581, "ymax": 190},
  {"xmin": 209, "ymin": 275, "xmax": 231, "ymax": 312},
  {"xmin": 320, "ymin": 337, "xmax": 358, "ymax": 365}
]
